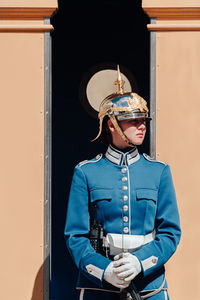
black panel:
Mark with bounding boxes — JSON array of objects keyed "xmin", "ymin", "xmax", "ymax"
[{"xmin": 51, "ymin": 1, "xmax": 150, "ymax": 299}]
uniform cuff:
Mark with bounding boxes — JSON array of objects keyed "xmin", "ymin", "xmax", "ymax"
[
  {"xmin": 134, "ymin": 249, "xmax": 159, "ymax": 277},
  {"xmin": 81, "ymin": 253, "xmax": 112, "ymax": 287}
]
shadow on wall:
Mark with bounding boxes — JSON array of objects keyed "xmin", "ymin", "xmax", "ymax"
[
  {"xmin": 31, "ymin": 263, "xmax": 43, "ymax": 300},
  {"xmin": 31, "ymin": 257, "xmax": 51, "ymax": 300},
  {"xmin": 31, "ymin": 255, "xmax": 79, "ymax": 300}
]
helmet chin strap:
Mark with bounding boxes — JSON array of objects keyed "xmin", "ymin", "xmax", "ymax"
[{"xmin": 108, "ymin": 114, "xmax": 136, "ymax": 148}]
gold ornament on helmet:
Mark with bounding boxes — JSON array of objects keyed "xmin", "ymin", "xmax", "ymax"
[{"xmin": 115, "ymin": 65, "xmax": 125, "ymax": 94}]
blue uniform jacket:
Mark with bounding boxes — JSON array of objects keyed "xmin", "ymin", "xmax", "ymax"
[{"xmin": 64, "ymin": 145, "xmax": 181, "ymax": 293}]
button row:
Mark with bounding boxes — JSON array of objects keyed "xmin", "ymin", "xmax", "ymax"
[{"xmin": 122, "ymin": 169, "xmax": 128, "ymax": 233}]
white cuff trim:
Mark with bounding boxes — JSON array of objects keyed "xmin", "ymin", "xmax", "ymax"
[
  {"xmin": 86, "ymin": 264, "xmax": 104, "ymax": 280},
  {"xmin": 141, "ymin": 256, "xmax": 158, "ymax": 272}
]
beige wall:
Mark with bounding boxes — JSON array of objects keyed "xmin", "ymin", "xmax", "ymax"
[
  {"xmin": 157, "ymin": 30, "xmax": 200, "ymax": 300},
  {"xmin": 0, "ymin": 32, "xmax": 44, "ymax": 300},
  {"xmin": 0, "ymin": 1, "xmax": 57, "ymax": 300},
  {"xmin": 1, "ymin": 0, "xmax": 199, "ymax": 299},
  {"xmin": 143, "ymin": 1, "xmax": 200, "ymax": 300},
  {"xmin": 0, "ymin": 0, "xmax": 57, "ymax": 8},
  {"xmin": 143, "ymin": 0, "xmax": 200, "ymax": 8}
]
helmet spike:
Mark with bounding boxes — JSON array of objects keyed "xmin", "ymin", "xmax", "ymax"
[
  {"xmin": 117, "ymin": 65, "xmax": 122, "ymax": 81},
  {"xmin": 115, "ymin": 65, "xmax": 125, "ymax": 95}
]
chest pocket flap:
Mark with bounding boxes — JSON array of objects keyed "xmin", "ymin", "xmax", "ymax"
[
  {"xmin": 90, "ymin": 189, "xmax": 112, "ymax": 202},
  {"xmin": 136, "ymin": 189, "xmax": 158, "ymax": 202}
]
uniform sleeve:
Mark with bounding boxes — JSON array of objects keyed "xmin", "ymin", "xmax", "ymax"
[
  {"xmin": 64, "ymin": 166, "xmax": 111, "ymax": 287},
  {"xmin": 133, "ymin": 165, "xmax": 181, "ymax": 277}
]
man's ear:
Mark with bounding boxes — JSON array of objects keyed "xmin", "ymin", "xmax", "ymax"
[{"xmin": 107, "ymin": 119, "xmax": 115, "ymax": 133}]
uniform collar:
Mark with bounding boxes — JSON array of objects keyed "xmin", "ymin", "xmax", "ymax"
[{"xmin": 105, "ymin": 144, "xmax": 140, "ymax": 166}]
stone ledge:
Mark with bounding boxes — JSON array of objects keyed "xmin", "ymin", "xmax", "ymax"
[
  {"xmin": 0, "ymin": 7, "xmax": 57, "ymax": 20},
  {"xmin": 148, "ymin": 22, "xmax": 200, "ymax": 31},
  {"xmin": 0, "ymin": 24, "xmax": 53, "ymax": 32},
  {"xmin": 143, "ymin": 7, "xmax": 200, "ymax": 20}
]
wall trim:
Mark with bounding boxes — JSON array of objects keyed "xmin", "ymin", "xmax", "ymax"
[
  {"xmin": 44, "ymin": 16, "xmax": 52, "ymax": 300},
  {"xmin": 149, "ymin": 18, "xmax": 156, "ymax": 158},
  {"xmin": 147, "ymin": 23, "xmax": 200, "ymax": 31},
  {"xmin": 0, "ymin": 7, "xmax": 57, "ymax": 19},
  {"xmin": 0, "ymin": 24, "xmax": 53, "ymax": 32},
  {"xmin": 143, "ymin": 8, "xmax": 200, "ymax": 20}
]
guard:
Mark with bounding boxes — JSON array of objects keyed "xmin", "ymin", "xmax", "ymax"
[{"xmin": 64, "ymin": 66, "xmax": 181, "ymax": 300}]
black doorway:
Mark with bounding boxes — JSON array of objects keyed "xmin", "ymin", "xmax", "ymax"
[{"xmin": 51, "ymin": 1, "xmax": 150, "ymax": 299}]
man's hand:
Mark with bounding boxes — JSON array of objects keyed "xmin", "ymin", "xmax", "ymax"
[
  {"xmin": 113, "ymin": 252, "xmax": 142, "ymax": 282},
  {"xmin": 104, "ymin": 261, "xmax": 131, "ymax": 289}
]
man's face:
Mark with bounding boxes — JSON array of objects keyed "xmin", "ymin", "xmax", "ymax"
[{"xmin": 107, "ymin": 118, "xmax": 146, "ymax": 148}]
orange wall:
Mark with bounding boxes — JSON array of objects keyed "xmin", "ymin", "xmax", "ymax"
[
  {"xmin": 0, "ymin": 31, "xmax": 45, "ymax": 300},
  {"xmin": 0, "ymin": 1, "xmax": 57, "ymax": 300},
  {"xmin": 2, "ymin": 1, "xmax": 200, "ymax": 299},
  {"xmin": 156, "ymin": 29, "xmax": 200, "ymax": 300},
  {"xmin": 143, "ymin": 1, "xmax": 200, "ymax": 299}
]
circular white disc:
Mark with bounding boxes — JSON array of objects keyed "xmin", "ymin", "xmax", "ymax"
[{"xmin": 86, "ymin": 69, "xmax": 132, "ymax": 112}]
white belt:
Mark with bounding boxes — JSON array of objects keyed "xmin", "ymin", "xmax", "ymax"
[{"xmin": 104, "ymin": 231, "xmax": 155, "ymax": 256}]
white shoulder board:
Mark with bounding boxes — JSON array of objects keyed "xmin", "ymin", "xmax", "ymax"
[
  {"xmin": 143, "ymin": 153, "xmax": 166, "ymax": 165},
  {"xmin": 78, "ymin": 154, "xmax": 103, "ymax": 167}
]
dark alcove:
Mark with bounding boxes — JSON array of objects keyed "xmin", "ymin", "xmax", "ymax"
[{"xmin": 51, "ymin": 1, "xmax": 150, "ymax": 299}]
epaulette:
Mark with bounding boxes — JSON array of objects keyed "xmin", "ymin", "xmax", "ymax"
[
  {"xmin": 143, "ymin": 153, "xmax": 167, "ymax": 165},
  {"xmin": 77, "ymin": 154, "xmax": 103, "ymax": 167}
]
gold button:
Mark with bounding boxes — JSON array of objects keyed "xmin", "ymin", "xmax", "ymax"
[
  {"xmin": 152, "ymin": 258, "xmax": 157, "ymax": 264},
  {"xmin": 86, "ymin": 267, "xmax": 92, "ymax": 273}
]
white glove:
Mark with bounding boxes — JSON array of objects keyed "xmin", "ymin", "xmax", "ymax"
[
  {"xmin": 113, "ymin": 252, "xmax": 142, "ymax": 282},
  {"xmin": 104, "ymin": 261, "xmax": 131, "ymax": 289}
]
